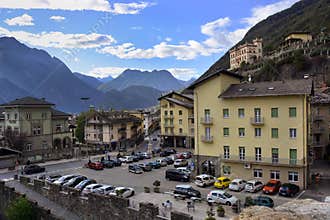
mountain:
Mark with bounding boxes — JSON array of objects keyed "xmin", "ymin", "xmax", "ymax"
[
  {"xmin": 0, "ymin": 78, "xmax": 30, "ymax": 103},
  {"xmin": 98, "ymin": 75, "xmax": 114, "ymax": 83},
  {"xmin": 179, "ymin": 78, "xmax": 196, "ymax": 87},
  {"xmin": 203, "ymin": 0, "xmax": 330, "ymax": 74},
  {"xmin": 98, "ymin": 69, "xmax": 185, "ymax": 92},
  {"xmin": 73, "ymin": 72, "xmax": 102, "ymax": 89}
]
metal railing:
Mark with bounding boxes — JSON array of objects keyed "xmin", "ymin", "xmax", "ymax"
[
  {"xmin": 163, "ymin": 115, "xmax": 174, "ymax": 119},
  {"xmin": 201, "ymin": 135, "xmax": 213, "ymax": 143},
  {"xmin": 220, "ymin": 155, "xmax": 305, "ymax": 166},
  {"xmin": 200, "ymin": 117, "xmax": 213, "ymax": 125},
  {"xmin": 250, "ymin": 117, "xmax": 264, "ymax": 125},
  {"xmin": 163, "ymin": 123, "xmax": 174, "ymax": 128}
]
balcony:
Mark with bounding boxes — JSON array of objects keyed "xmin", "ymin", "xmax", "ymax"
[
  {"xmin": 220, "ymin": 155, "xmax": 305, "ymax": 167},
  {"xmin": 201, "ymin": 135, "xmax": 213, "ymax": 143},
  {"xmin": 313, "ymin": 115, "xmax": 324, "ymax": 121},
  {"xmin": 188, "ymin": 114, "xmax": 194, "ymax": 119},
  {"xmin": 311, "ymin": 142, "xmax": 325, "ymax": 148},
  {"xmin": 312, "ymin": 127, "xmax": 325, "ymax": 134},
  {"xmin": 163, "ymin": 115, "xmax": 174, "ymax": 119},
  {"xmin": 163, "ymin": 123, "xmax": 174, "ymax": 128},
  {"xmin": 200, "ymin": 117, "xmax": 213, "ymax": 125},
  {"xmin": 250, "ymin": 117, "xmax": 264, "ymax": 125}
]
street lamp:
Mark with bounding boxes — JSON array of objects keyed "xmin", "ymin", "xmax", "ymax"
[{"xmin": 80, "ymin": 97, "xmax": 90, "ymax": 160}]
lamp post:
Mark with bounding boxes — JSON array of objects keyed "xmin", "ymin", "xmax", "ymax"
[{"xmin": 80, "ymin": 97, "xmax": 90, "ymax": 160}]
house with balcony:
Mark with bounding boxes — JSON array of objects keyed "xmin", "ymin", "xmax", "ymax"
[
  {"xmin": 188, "ymin": 69, "xmax": 313, "ymax": 189},
  {"xmin": 85, "ymin": 110, "xmax": 143, "ymax": 151},
  {"xmin": 158, "ymin": 91, "xmax": 194, "ymax": 148},
  {"xmin": 0, "ymin": 97, "xmax": 72, "ymax": 163}
]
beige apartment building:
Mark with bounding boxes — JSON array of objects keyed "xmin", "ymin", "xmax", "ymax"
[
  {"xmin": 0, "ymin": 97, "xmax": 73, "ymax": 163},
  {"xmin": 85, "ymin": 110, "xmax": 143, "ymax": 151},
  {"xmin": 229, "ymin": 38, "xmax": 263, "ymax": 70},
  {"xmin": 188, "ymin": 70, "xmax": 313, "ymax": 189},
  {"xmin": 159, "ymin": 91, "xmax": 194, "ymax": 148}
]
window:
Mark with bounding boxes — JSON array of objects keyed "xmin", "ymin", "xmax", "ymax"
[
  {"xmin": 254, "ymin": 108, "xmax": 261, "ymax": 120},
  {"xmin": 178, "ymin": 110, "xmax": 182, "ymax": 115},
  {"xmin": 239, "ymin": 147, "xmax": 245, "ymax": 160},
  {"xmin": 179, "ymin": 119, "xmax": 182, "ymax": 125},
  {"xmin": 289, "ymin": 107, "xmax": 296, "ymax": 117},
  {"xmin": 25, "ymin": 143, "xmax": 32, "ymax": 152},
  {"xmin": 271, "ymin": 108, "xmax": 278, "ymax": 118},
  {"xmin": 271, "ymin": 128, "xmax": 279, "ymax": 138},
  {"xmin": 223, "ymin": 108, "xmax": 229, "ymax": 118},
  {"xmin": 272, "ymin": 148, "xmax": 279, "ymax": 163},
  {"xmin": 56, "ymin": 124, "xmax": 62, "ymax": 132},
  {"xmin": 288, "ymin": 171, "xmax": 298, "ymax": 182},
  {"xmin": 239, "ymin": 128, "xmax": 245, "ymax": 137},
  {"xmin": 94, "ymin": 124, "xmax": 97, "ymax": 130},
  {"xmin": 253, "ymin": 169, "xmax": 263, "ymax": 178},
  {"xmin": 223, "ymin": 166, "xmax": 231, "ymax": 175},
  {"xmin": 289, "ymin": 149, "xmax": 297, "ymax": 165},
  {"xmin": 13, "ymin": 127, "xmax": 19, "ymax": 135},
  {"xmin": 238, "ymin": 108, "xmax": 245, "ymax": 118},
  {"xmin": 14, "ymin": 113, "xmax": 18, "ymax": 120},
  {"xmin": 41, "ymin": 112, "xmax": 47, "ymax": 119},
  {"xmin": 255, "ymin": 147, "xmax": 262, "ymax": 161},
  {"xmin": 205, "ymin": 127, "xmax": 211, "ymax": 138},
  {"xmin": 6, "ymin": 114, "xmax": 9, "ymax": 120},
  {"xmin": 223, "ymin": 127, "xmax": 229, "ymax": 136},
  {"xmin": 289, "ymin": 128, "xmax": 297, "ymax": 138},
  {"xmin": 164, "ymin": 111, "xmax": 168, "ymax": 115},
  {"xmin": 270, "ymin": 170, "xmax": 280, "ymax": 180},
  {"xmin": 32, "ymin": 126, "xmax": 41, "ymax": 136},
  {"xmin": 42, "ymin": 141, "xmax": 48, "ymax": 149},
  {"xmin": 170, "ymin": 111, "xmax": 173, "ymax": 115},
  {"xmin": 224, "ymin": 146, "xmax": 230, "ymax": 159},
  {"xmin": 94, "ymin": 134, "xmax": 97, "ymax": 139},
  {"xmin": 255, "ymin": 128, "xmax": 261, "ymax": 137},
  {"xmin": 179, "ymin": 128, "xmax": 183, "ymax": 134}
]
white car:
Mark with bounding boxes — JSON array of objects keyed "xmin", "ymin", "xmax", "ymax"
[
  {"xmin": 176, "ymin": 167, "xmax": 191, "ymax": 175},
  {"xmin": 229, "ymin": 179, "xmax": 247, "ymax": 191},
  {"xmin": 109, "ymin": 187, "xmax": 135, "ymax": 198},
  {"xmin": 156, "ymin": 159, "xmax": 168, "ymax": 167},
  {"xmin": 207, "ymin": 190, "xmax": 238, "ymax": 206},
  {"xmin": 245, "ymin": 180, "xmax": 264, "ymax": 193},
  {"xmin": 82, "ymin": 184, "xmax": 103, "ymax": 195},
  {"xmin": 53, "ymin": 174, "xmax": 78, "ymax": 185},
  {"xmin": 93, "ymin": 185, "xmax": 115, "ymax": 195},
  {"xmin": 174, "ymin": 159, "xmax": 188, "ymax": 168},
  {"xmin": 194, "ymin": 174, "xmax": 215, "ymax": 187},
  {"xmin": 119, "ymin": 156, "xmax": 134, "ymax": 163}
]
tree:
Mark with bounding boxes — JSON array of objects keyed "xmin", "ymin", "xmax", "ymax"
[
  {"xmin": 75, "ymin": 114, "xmax": 86, "ymax": 143},
  {"xmin": 5, "ymin": 197, "xmax": 36, "ymax": 220},
  {"xmin": 4, "ymin": 128, "xmax": 26, "ymax": 151}
]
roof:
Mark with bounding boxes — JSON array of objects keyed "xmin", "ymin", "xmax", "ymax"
[
  {"xmin": 188, "ymin": 69, "xmax": 243, "ymax": 89},
  {"xmin": 87, "ymin": 110, "xmax": 142, "ymax": 124},
  {"xmin": 164, "ymin": 97, "xmax": 193, "ymax": 109},
  {"xmin": 0, "ymin": 97, "xmax": 54, "ymax": 107},
  {"xmin": 0, "ymin": 147, "xmax": 21, "ymax": 156},
  {"xmin": 158, "ymin": 91, "xmax": 194, "ymax": 101},
  {"xmin": 220, "ymin": 79, "xmax": 313, "ymax": 99},
  {"xmin": 286, "ymin": 31, "xmax": 311, "ymax": 37},
  {"xmin": 51, "ymin": 109, "xmax": 71, "ymax": 117}
]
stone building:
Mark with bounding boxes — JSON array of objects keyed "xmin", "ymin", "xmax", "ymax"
[
  {"xmin": 85, "ymin": 110, "xmax": 143, "ymax": 151},
  {"xmin": 229, "ymin": 38, "xmax": 263, "ymax": 70},
  {"xmin": 0, "ymin": 97, "xmax": 73, "ymax": 163}
]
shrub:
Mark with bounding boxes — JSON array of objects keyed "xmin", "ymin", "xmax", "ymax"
[{"xmin": 5, "ymin": 197, "xmax": 36, "ymax": 220}]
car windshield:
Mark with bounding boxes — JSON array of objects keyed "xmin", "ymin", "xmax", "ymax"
[
  {"xmin": 196, "ymin": 177, "xmax": 201, "ymax": 181},
  {"xmin": 231, "ymin": 182, "xmax": 238, "ymax": 185},
  {"xmin": 246, "ymin": 183, "xmax": 253, "ymax": 187},
  {"xmin": 266, "ymin": 182, "xmax": 275, "ymax": 187},
  {"xmin": 223, "ymin": 192, "xmax": 232, "ymax": 198}
]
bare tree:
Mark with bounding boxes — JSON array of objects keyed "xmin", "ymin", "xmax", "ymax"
[{"xmin": 4, "ymin": 128, "xmax": 27, "ymax": 152}]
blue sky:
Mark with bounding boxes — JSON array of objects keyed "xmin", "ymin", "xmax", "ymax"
[{"xmin": 0, "ymin": 0, "xmax": 299, "ymax": 80}]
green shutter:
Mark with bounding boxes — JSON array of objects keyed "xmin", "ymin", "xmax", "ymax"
[
  {"xmin": 271, "ymin": 108, "xmax": 278, "ymax": 117},
  {"xmin": 289, "ymin": 107, "xmax": 296, "ymax": 117},
  {"xmin": 223, "ymin": 128, "xmax": 229, "ymax": 136},
  {"xmin": 271, "ymin": 128, "xmax": 278, "ymax": 138}
]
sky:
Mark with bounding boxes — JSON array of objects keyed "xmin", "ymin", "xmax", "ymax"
[{"xmin": 0, "ymin": 0, "xmax": 300, "ymax": 81}]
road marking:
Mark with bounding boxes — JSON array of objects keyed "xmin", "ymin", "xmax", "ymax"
[
  {"xmin": 2, "ymin": 178, "xmax": 14, "ymax": 182},
  {"xmin": 296, "ymin": 190, "xmax": 305, "ymax": 200}
]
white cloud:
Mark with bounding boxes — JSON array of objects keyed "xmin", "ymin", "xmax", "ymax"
[
  {"xmin": 4, "ymin": 14, "xmax": 34, "ymax": 26},
  {"xmin": 201, "ymin": 17, "xmax": 230, "ymax": 36},
  {"xmin": 165, "ymin": 37, "xmax": 172, "ymax": 42},
  {"xmin": 131, "ymin": 26, "xmax": 143, "ymax": 30},
  {"xmin": 50, "ymin": 16, "xmax": 66, "ymax": 22},
  {"xmin": 167, "ymin": 68, "xmax": 198, "ymax": 81},
  {"xmin": 0, "ymin": 26, "xmax": 116, "ymax": 49},
  {"xmin": 0, "ymin": 0, "xmax": 154, "ymax": 14}
]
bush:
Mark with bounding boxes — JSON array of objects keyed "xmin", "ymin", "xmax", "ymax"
[
  {"xmin": 144, "ymin": 187, "xmax": 150, "ymax": 193},
  {"xmin": 217, "ymin": 205, "xmax": 225, "ymax": 217},
  {"xmin": 5, "ymin": 197, "xmax": 36, "ymax": 220}
]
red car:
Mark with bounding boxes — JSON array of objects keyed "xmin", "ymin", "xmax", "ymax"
[
  {"xmin": 86, "ymin": 162, "xmax": 104, "ymax": 170},
  {"xmin": 263, "ymin": 180, "xmax": 281, "ymax": 194},
  {"xmin": 175, "ymin": 153, "xmax": 185, "ymax": 159}
]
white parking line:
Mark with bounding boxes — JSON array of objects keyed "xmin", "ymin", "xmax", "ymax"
[{"xmin": 296, "ymin": 190, "xmax": 305, "ymax": 200}]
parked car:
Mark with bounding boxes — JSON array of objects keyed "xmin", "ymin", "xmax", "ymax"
[
  {"xmin": 152, "ymin": 147, "xmax": 161, "ymax": 154},
  {"xmin": 244, "ymin": 196, "xmax": 274, "ymax": 208},
  {"xmin": 214, "ymin": 177, "xmax": 231, "ymax": 189},
  {"xmin": 86, "ymin": 162, "xmax": 104, "ymax": 170},
  {"xmin": 132, "ymin": 155, "xmax": 140, "ymax": 162},
  {"xmin": 175, "ymin": 153, "xmax": 185, "ymax": 159},
  {"xmin": 147, "ymin": 161, "xmax": 161, "ymax": 169},
  {"xmin": 194, "ymin": 174, "xmax": 216, "ymax": 187},
  {"xmin": 166, "ymin": 149, "xmax": 176, "ymax": 154},
  {"xmin": 128, "ymin": 165, "xmax": 143, "ymax": 174},
  {"xmin": 165, "ymin": 169, "xmax": 190, "ymax": 182},
  {"xmin": 152, "ymin": 138, "xmax": 158, "ymax": 141},
  {"xmin": 279, "ymin": 183, "xmax": 300, "ymax": 197},
  {"xmin": 93, "ymin": 185, "xmax": 115, "ymax": 195},
  {"xmin": 140, "ymin": 152, "xmax": 151, "ymax": 159},
  {"xmin": 109, "ymin": 159, "xmax": 122, "ymax": 166},
  {"xmin": 229, "ymin": 179, "xmax": 247, "ymax": 192},
  {"xmin": 174, "ymin": 185, "xmax": 201, "ymax": 198},
  {"xmin": 53, "ymin": 174, "xmax": 79, "ymax": 185},
  {"xmin": 176, "ymin": 167, "xmax": 191, "ymax": 175},
  {"xmin": 74, "ymin": 179, "xmax": 96, "ymax": 191},
  {"xmin": 156, "ymin": 159, "xmax": 168, "ymax": 167},
  {"xmin": 45, "ymin": 174, "xmax": 62, "ymax": 183},
  {"xmin": 101, "ymin": 160, "xmax": 114, "ymax": 168},
  {"xmin": 63, "ymin": 176, "xmax": 87, "ymax": 188},
  {"xmin": 137, "ymin": 163, "xmax": 152, "ymax": 172},
  {"xmin": 82, "ymin": 184, "xmax": 103, "ymax": 195},
  {"xmin": 119, "ymin": 156, "xmax": 134, "ymax": 163},
  {"xmin": 109, "ymin": 187, "xmax": 135, "ymax": 198},
  {"xmin": 22, "ymin": 165, "xmax": 45, "ymax": 175},
  {"xmin": 207, "ymin": 190, "xmax": 238, "ymax": 206},
  {"xmin": 164, "ymin": 157, "xmax": 174, "ymax": 165},
  {"xmin": 136, "ymin": 152, "xmax": 145, "ymax": 160},
  {"xmin": 263, "ymin": 180, "xmax": 281, "ymax": 194},
  {"xmin": 182, "ymin": 152, "xmax": 192, "ymax": 159},
  {"xmin": 174, "ymin": 159, "xmax": 188, "ymax": 168},
  {"xmin": 245, "ymin": 180, "xmax": 264, "ymax": 193}
]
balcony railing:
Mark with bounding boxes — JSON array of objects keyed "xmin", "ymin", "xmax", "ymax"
[
  {"xmin": 250, "ymin": 117, "xmax": 264, "ymax": 125},
  {"xmin": 188, "ymin": 114, "xmax": 194, "ymax": 119},
  {"xmin": 312, "ymin": 127, "xmax": 325, "ymax": 134},
  {"xmin": 201, "ymin": 135, "xmax": 213, "ymax": 143},
  {"xmin": 220, "ymin": 155, "xmax": 305, "ymax": 166},
  {"xmin": 200, "ymin": 117, "xmax": 213, "ymax": 125},
  {"xmin": 163, "ymin": 115, "xmax": 174, "ymax": 119},
  {"xmin": 311, "ymin": 142, "xmax": 325, "ymax": 148},
  {"xmin": 163, "ymin": 123, "xmax": 174, "ymax": 128}
]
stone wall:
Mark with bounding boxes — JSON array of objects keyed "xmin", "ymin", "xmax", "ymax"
[
  {"xmin": 18, "ymin": 176, "xmax": 193, "ymax": 220},
  {"xmin": 0, "ymin": 181, "xmax": 60, "ymax": 220}
]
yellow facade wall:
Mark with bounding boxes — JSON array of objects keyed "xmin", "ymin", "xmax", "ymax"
[{"xmin": 285, "ymin": 33, "xmax": 312, "ymax": 42}]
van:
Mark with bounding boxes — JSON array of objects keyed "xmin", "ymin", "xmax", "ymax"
[
  {"xmin": 165, "ymin": 169, "xmax": 190, "ymax": 182},
  {"xmin": 174, "ymin": 185, "xmax": 201, "ymax": 198}
]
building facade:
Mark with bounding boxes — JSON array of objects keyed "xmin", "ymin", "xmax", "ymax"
[
  {"xmin": 229, "ymin": 38, "xmax": 263, "ymax": 70},
  {"xmin": 189, "ymin": 70, "xmax": 312, "ymax": 189},
  {"xmin": 159, "ymin": 91, "xmax": 194, "ymax": 148},
  {"xmin": 0, "ymin": 97, "xmax": 72, "ymax": 163},
  {"xmin": 85, "ymin": 110, "xmax": 143, "ymax": 151}
]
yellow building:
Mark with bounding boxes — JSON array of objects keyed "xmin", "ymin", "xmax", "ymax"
[
  {"xmin": 159, "ymin": 91, "xmax": 194, "ymax": 148},
  {"xmin": 285, "ymin": 32, "xmax": 312, "ymax": 42},
  {"xmin": 189, "ymin": 70, "xmax": 313, "ymax": 189}
]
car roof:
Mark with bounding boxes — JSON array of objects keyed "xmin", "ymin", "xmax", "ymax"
[
  {"xmin": 86, "ymin": 184, "xmax": 101, "ymax": 188},
  {"xmin": 210, "ymin": 190, "xmax": 226, "ymax": 194},
  {"xmin": 98, "ymin": 185, "xmax": 114, "ymax": 189},
  {"xmin": 176, "ymin": 185, "xmax": 192, "ymax": 188},
  {"xmin": 268, "ymin": 179, "xmax": 280, "ymax": 183},
  {"xmin": 247, "ymin": 179, "xmax": 261, "ymax": 183},
  {"xmin": 217, "ymin": 176, "xmax": 230, "ymax": 180},
  {"xmin": 231, "ymin": 178, "xmax": 244, "ymax": 182},
  {"xmin": 196, "ymin": 174, "xmax": 212, "ymax": 178}
]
